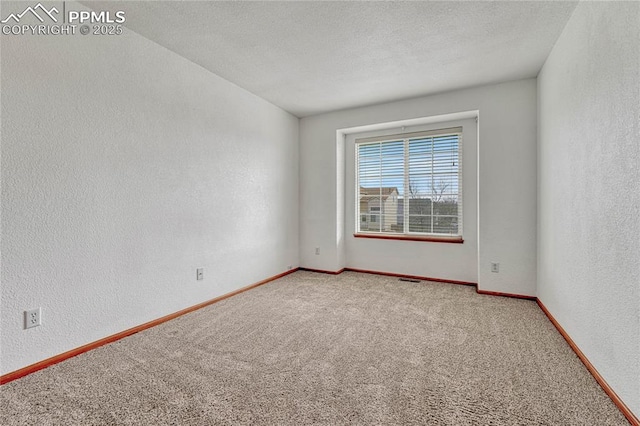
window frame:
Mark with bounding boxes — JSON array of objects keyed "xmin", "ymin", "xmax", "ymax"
[{"xmin": 354, "ymin": 127, "xmax": 464, "ymax": 243}]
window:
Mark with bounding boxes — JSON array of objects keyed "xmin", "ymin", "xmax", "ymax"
[
  {"xmin": 369, "ymin": 206, "xmax": 380, "ymax": 223},
  {"xmin": 355, "ymin": 127, "xmax": 463, "ymax": 241}
]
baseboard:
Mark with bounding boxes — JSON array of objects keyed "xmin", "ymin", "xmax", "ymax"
[
  {"xmin": 476, "ymin": 289, "xmax": 536, "ymax": 300},
  {"xmin": 299, "ymin": 267, "xmax": 346, "ymax": 275},
  {"xmin": 537, "ymin": 300, "xmax": 639, "ymax": 426},
  {"xmin": 344, "ymin": 267, "xmax": 477, "ymax": 287},
  {"xmin": 0, "ymin": 268, "xmax": 299, "ymax": 385},
  {"xmin": 345, "ymin": 268, "xmax": 536, "ymax": 299}
]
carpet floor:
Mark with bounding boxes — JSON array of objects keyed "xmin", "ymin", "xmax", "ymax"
[{"xmin": 0, "ymin": 270, "xmax": 629, "ymax": 425}]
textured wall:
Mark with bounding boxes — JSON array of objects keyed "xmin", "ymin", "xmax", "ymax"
[
  {"xmin": 299, "ymin": 79, "xmax": 537, "ymax": 295},
  {"xmin": 537, "ymin": 1, "xmax": 640, "ymax": 417},
  {"xmin": 1, "ymin": 14, "xmax": 299, "ymax": 374}
]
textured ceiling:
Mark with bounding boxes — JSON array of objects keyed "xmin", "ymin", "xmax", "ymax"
[{"xmin": 85, "ymin": 1, "xmax": 577, "ymax": 117}]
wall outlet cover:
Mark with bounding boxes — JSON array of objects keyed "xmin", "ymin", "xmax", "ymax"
[{"xmin": 25, "ymin": 308, "xmax": 41, "ymax": 329}]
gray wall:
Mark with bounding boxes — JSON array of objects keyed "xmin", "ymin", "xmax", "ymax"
[
  {"xmin": 1, "ymin": 16, "xmax": 299, "ymax": 374},
  {"xmin": 300, "ymin": 79, "xmax": 537, "ymax": 296},
  {"xmin": 537, "ymin": 2, "xmax": 640, "ymax": 416}
]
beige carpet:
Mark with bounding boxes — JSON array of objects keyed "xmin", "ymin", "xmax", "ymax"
[{"xmin": 0, "ymin": 271, "xmax": 628, "ymax": 425}]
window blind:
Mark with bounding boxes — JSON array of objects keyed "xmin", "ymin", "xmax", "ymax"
[{"xmin": 356, "ymin": 128, "xmax": 462, "ymax": 237}]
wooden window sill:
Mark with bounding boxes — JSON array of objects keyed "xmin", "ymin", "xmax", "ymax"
[{"xmin": 354, "ymin": 233, "xmax": 463, "ymax": 244}]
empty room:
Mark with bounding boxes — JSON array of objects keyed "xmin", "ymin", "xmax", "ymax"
[{"xmin": 1, "ymin": 1, "xmax": 638, "ymax": 424}]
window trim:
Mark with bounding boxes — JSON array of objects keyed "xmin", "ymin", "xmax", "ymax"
[{"xmin": 355, "ymin": 127, "xmax": 463, "ymax": 240}]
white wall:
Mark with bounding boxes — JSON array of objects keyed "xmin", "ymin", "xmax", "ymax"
[
  {"xmin": 300, "ymin": 79, "xmax": 537, "ymax": 295},
  {"xmin": 1, "ymin": 9, "xmax": 299, "ymax": 374},
  {"xmin": 537, "ymin": 1, "xmax": 640, "ymax": 417},
  {"xmin": 344, "ymin": 118, "xmax": 477, "ymax": 284}
]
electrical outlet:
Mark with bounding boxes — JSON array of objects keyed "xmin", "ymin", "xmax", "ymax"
[
  {"xmin": 315, "ymin": 247, "xmax": 320, "ymax": 255},
  {"xmin": 25, "ymin": 308, "xmax": 41, "ymax": 329},
  {"xmin": 491, "ymin": 262, "xmax": 500, "ymax": 273},
  {"xmin": 196, "ymin": 268, "xmax": 204, "ymax": 280}
]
